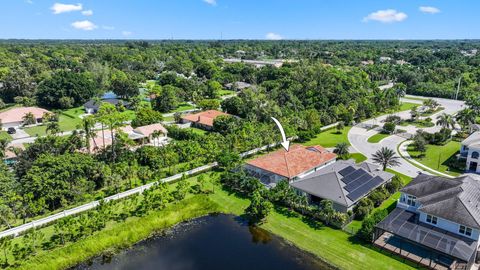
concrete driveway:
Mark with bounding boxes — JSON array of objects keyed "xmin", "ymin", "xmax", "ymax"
[{"xmin": 348, "ymin": 96, "xmax": 465, "ymax": 178}]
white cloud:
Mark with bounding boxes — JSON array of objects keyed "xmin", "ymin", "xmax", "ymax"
[
  {"xmin": 26, "ymin": 0, "xmax": 34, "ymax": 4},
  {"xmin": 102, "ymin": 25, "xmax": 115, "ymax": 30},
  {"xmin": 363, "ymin": 9, "xmax": 407, "ymax": 23},
  {"xmin": 71, "ymin": 20, "xmax": 97, "ymax": 31},
  {"xmin": 419, "ymin": 6, "xmax": 440, "ymax": 14},
  {"xmin": 203, "ymin": 0, "xmax": 216, "ymax": 6},
  {"xmin": 51, "ymin": 3, "xmax": 83, "ymax": 14},
  {"xmin": 265, "ymin": 32, "xmax": 283, "ymax": 40},
  {"xmin": 82, "ymin": 9, "xmax": 93, "ymax": 16},
  {"xmin": 122, "ymin": 31, "xmax": 133, "ymax": 36}
]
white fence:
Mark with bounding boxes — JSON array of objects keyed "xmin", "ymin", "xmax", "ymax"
[{"xmin": 0, "ymin": 140, "xmax": 286, "ymax": 239}]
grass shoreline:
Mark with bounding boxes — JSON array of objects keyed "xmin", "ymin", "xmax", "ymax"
[{"xmin": 16, "ymin": 174, "xmax": 416, "ymax": 270}]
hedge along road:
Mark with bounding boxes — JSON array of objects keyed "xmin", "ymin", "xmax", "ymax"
[
  {"xmin": 348, "ymin": 96, "xmax": 465, "ymax": 178},
  {"xmin": 0, "ymin": 140, "xmax": 291, "ymax": 239}
]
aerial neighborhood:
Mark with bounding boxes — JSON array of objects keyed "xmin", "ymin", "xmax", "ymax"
[{"xmin": 0, "ymin": 2, "xmax": 479, "ymax": 270}]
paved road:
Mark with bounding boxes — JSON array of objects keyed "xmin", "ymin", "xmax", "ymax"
[{"xmin": 349, "ymin": 96, "xmax": 464, "ymax": 178}]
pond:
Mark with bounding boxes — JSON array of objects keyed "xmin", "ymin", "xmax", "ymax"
[{"xmin": 76, "ymin": 214, "xmax": 333, "ymax": 270}]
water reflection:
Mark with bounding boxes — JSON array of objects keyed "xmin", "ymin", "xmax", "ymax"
[{"xmin": 75, "ymin": 214, "xmax": 332, "ymax": 270}]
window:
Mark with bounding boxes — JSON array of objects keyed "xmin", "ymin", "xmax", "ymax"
[
  {"xmin": 426, "ymin": 215, "xmax": 438, "ymax": 225},
  {"xmin": 406, "ymin": 195, "xmax": 416, "ymax": 206},
  {"xmin": 471, "ymin": 151, "xmax": 479, "ymax": 159},
  {"xmin": 459, "ymin": 225, "xmax": 472, "ymax": 237}
]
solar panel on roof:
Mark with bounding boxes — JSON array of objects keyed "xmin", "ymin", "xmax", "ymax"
[
  {"xmin": 346, "ymin": 176, "xmax": 385, "ymax": 201},
  {"xmin": 338, "ymin": 166, "xmax": 355, "ymax": 176},
  {"xmin": 344, "ymin": 174, "xmax": 373, "ymax": 192},
  {"xmin": 342, "ymin": 169, "xmax": 368, "ymax": 184}
]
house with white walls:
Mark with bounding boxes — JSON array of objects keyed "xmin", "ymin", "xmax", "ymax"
[{"xmin": 374, "ymin": 174, "xmax": 480, "ymax": 270}]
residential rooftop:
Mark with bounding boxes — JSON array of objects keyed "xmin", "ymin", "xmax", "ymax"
[
  {"xmin": 0, "ymin": 107, "xmax": 51, "ymax": 124},
  {"xmin": 461, "ymin": 131, "xmax": 480, "ymax": 148},
  {"xmin": 181, "ymin": 110, "xmax": 230, "ymax": 127},
  {"xmin": 246, "ymin": 144, "xmax": 337, "ymax": 179},
  {"xmin": 290, "ymin": 159, "xmax": 394, "ymax": 207},
  {"xmin": 401, "ymin": 173, "xmax": 480, "ymax": 229}
]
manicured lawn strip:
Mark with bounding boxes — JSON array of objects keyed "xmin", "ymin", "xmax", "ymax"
[
  {"xmin": 350, "ymin": 153, "xmax": 367, "ymax": 163},
  {"xmin": 24, "ymin": 106, "xmax": 85, "ymax": 137},
  {"xmin": 189, "ymin": 127, "xmax": 208, "ymax": 135},
  {"xmin": 403, "ymin": 96, "xmax": 427, "ymax": 102},
  {"xmin": 367, "ymin": 133, "xmax": 390, "ymax": 143},
  {"xmin": 407, "ymin": 141, "xmax": 461, "ymax": 176},
  {"xmin": 395, "ymin": 102, "xmax": 418, "ymax": 112},
  {"xmin": 0, "ymin": 131, "xmax": 12, "ymax": 140},
  {"xmin": 219, "ymin": 89, "xmax": 235, "ymax": 96},
  {"xmin": 303, "ymin": 126, "xmax": 351, "ymax": 148},
  {"xmin": 16, "ymin": 195, "xmax": 221, "ymax": 270},
  {"xmin": 210, "ymin": 183, "xmax": 415, "ymax": 270},
  {"xmin": 171, "ymin": 103, "xmax": 195, "ymax": 113}
]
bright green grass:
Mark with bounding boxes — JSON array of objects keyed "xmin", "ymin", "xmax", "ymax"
[
  {"xmin": 303, "ymin": 126, "xmax": 352, "ymax": 148},
  {"xmin": 171, "ymin": 103, "xmax": 196, "ymax": 113},
  {"xmin": 0, "ymin": 131, "xmax": 12, "ymax": 140},
  {"xmin": 24, "ymin": 107, "xmax": 85, "ymax": 137},
  {"xmin": 16, "ymin": 196, "xmax": 220, "ymax": 270},
  {"xmin": 219, "ymin": 89, "xmax": 236, "ymax": 96},
  {"xmin": 407, "ymin": 141, "xmax": 462, "ymax": 176},
  {"xmin": 367, "ymin": 133, "xmax": 390, "ymax": 143},
  {"xmin": 189, "ymin": 127, "xmax": 208, "ymax": 135},
  {"xmin": 397, "ymin": 102, "xmax": 418, "ymax": 112},
  {"xmin": 350, "ymin": 153, "xmax": 367, "ymax": 163},
  {"xmin": 403, "ymin": 96, "xmax": 427, "ymax": 102},
  {"xmin": 209, "ymin": 184, "xmax": 415, "ymax": 270}
]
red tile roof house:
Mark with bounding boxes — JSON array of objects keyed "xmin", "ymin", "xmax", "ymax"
[
  {"xmin": 180, "ymin": 110, "xmax": 230, "ymax": 130},
  {"xmin": 0, "ymin": 107, "xmax": 51, "ymax": 130},
  {"xmin": 244, "ymin": 145, "xmax": 337, "ymax": 185},
  {"xmin": 88, "ymin": 123, "xmax": 168, "ymax": 153}
]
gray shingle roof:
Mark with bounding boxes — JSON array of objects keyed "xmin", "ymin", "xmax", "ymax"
[
  {"xmin": 401, "ymin": 174, "xmax": 480, "ymax": 229},
  {"xmin": 290, "ymin": 160, "xmax": 393, "ymax": 208}
]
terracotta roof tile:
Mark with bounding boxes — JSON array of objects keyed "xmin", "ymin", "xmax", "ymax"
[
  {"xmin": 181, "ymin": 110, "xmax": 230, "ymax": 127},
  {"xmin": 246, "ymin": 144, "xmax": 337, "ymax": 179},
  {"xmin": 0, "ymin": 107, "xmax": 51, "ymax": 124}
]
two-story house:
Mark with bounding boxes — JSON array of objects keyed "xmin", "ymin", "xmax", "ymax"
[
  {"xmin": 460, "ymin": 131, "xmax": 480, "ymax": 173},
  {"xmin": 374, "ymin": 174, "xmax": 480, "ymax": 270}
]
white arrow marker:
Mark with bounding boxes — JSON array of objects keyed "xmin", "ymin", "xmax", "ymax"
[{"xmin": 271, "ymin": 117, "xmax": 290, "ymax": 152}]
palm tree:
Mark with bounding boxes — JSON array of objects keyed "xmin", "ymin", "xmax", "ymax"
[
  {"xmin": 455, "ymin": 108, "xmax": 476, "ymax": 131},
  {"xmin": 0, "ymin": 138, "xmax": 9, "ymax": 159},
  {"xmin": 436, "ymin": 113, "xmax": 455, "ymax": 129},
  {"xmin": 372, "ymin": 147, "xmax": 401, "ymax": 171},
  {"xmin": 82, "ymin": 115, "xmax": 96, "ymax": 153},
  {"xmin": 22, "ymin": 112, "xmax": 36, "ymax": 126},
  {"xmin": 333, "ymin": 142, "xmax": 350, "ymax": 159},
  {"xmin": 46, "ymin": 121, "xmax": 61, "ymax": 135}
]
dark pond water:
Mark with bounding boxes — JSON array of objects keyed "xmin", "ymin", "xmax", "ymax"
[{"xmin": 76, "ymin": 214, "xmax": 333, "ymax": 270}]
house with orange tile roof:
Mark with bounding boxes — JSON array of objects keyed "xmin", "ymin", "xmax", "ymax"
[
  {"xmin": 244, "ymin": 144, "xmax": 337, "ymax": 184},
  {"xmin": 3, "ymin": 143, "xmax": 25, "ymax": 165},
  {"xmin": 180, "ymin": 110, "xmax": 230, "ymax": 130},
  {"xmin": 0, "ymin": 107, "xmax": 51, "ymax": 130}
]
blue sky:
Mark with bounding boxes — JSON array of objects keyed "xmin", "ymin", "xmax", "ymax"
[{"xmin": 1, "ymin": 0, "xmax": 479, "ymax": 39}]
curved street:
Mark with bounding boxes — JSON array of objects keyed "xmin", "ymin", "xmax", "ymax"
[{"xmin": 348, "ymin": 95, "xmax": 465, "ymax": 177}]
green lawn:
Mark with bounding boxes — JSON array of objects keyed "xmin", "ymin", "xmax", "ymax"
[
  {"xmin": 303, "ymin": 126, "xmax": 352, "ymax": 148},
  {"xmin": 219, "ymin": 89, "xmax": 235, "ymax": 96},
  {"xmin": 210, "ymin": 181, "xmax": 415, "ymax": 270},
  {"xmin": 367, "ymin": 133, "xmax": 390, "ymax": 143},
  {"xmin": 189, "ymin": 127, "xmax": 208, "ymax": 135},
  {"xmin": 407, "ymin": 141, "xmax": 462, "ymax": 176},
  {"xmin": 171, "ymin": 103, "xmax": 196, "ymax": 113},
  {"xmin": 403, "ymin": 96, "xmax": 426, "ymax": 102},
  {"xmin": 0, "ymin": 131, "xmax": 12, "ymax": 140},
  {"xmin": 24, "ymin": 106, "xmax": 85, "ymax": 137},
  {"xmin": 350, "ymin": 153, "xmax": 367, "ymax": 163},
  {"xmin": 397, "ymin": 102, "xmax": 418, "ymax": 112}
]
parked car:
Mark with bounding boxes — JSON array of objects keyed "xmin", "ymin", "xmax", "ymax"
[{"xmin": 7, "ymin": 127, "xmax": 16, "ymax": 134}]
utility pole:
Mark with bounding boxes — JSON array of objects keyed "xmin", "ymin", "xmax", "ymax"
[{"xmin": 455, "ymin": 76, "xmax": 462, "ymax": 100}]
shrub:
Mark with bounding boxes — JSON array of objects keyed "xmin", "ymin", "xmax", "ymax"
[
  {"xmin": 385, "ymin": 115, "xmax": 401, "ymax": 124},
  {"xmin": 353, "ymin": 198, "xmax": 374, "ymax": 220},
  {"xmin": 357, "ymin": 209, "xmax": 388, "ymax": 242},
  {"xmin": 383, "ymin": 122, "xmax": 396, "ymax": 134},
  {"xmin": 369, "ymin": 189, "xmax": 389, "ymax": 207},
  {"xmin": 385, "ymin": 176, "xmax": 403, "ymax": 194}
]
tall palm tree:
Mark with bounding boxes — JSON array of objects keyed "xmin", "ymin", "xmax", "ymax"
[
  {"xmin": 46, "ymin": 121, "xmax": 60, "ymax": 135},
  {"xmin": 0, "ymin": 138, "xmax": 10, "ymax": 159},
  {"xmin": 436, "ymin": 113, "xmax": 455, "ymax": 129},
  {"xmin": 333, "ymin": 142, "xmax": 350, "ymax": 159},
  {"xmin": 82, "ymin": 115, "xmax": 97, "ymax": 153},
  {"xmin": 22, "ymin": 112, "xmax": 36, "ymax": 126},
  {"xmin": 455, "ymin": 108, "xmax": 476, "ymax": 130},
  {"xmin": 372, "ymin": 147, "xmax": 401, "ymax": 171}
]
